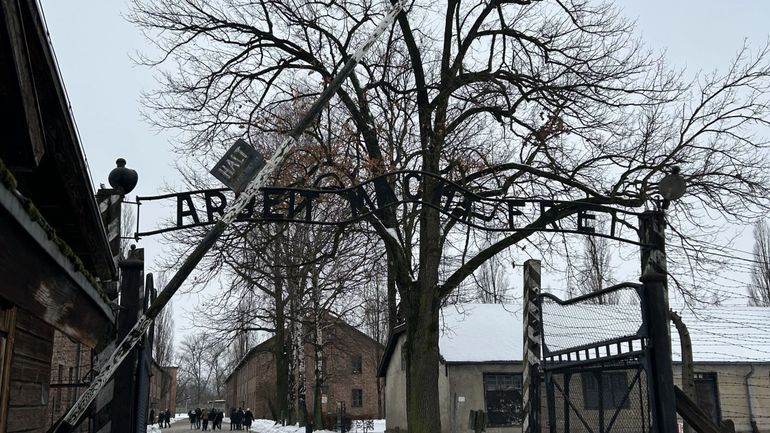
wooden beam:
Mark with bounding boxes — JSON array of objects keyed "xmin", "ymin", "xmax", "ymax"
[
  {"xmin": 675, "ymin": 385, "xmax": 735, "ymax": 433},
  {"xmin": 0, "ymin": 0, "xmax": 45, "ymax": 168},
  {"xmin": 0, "ymin": 306, "xmax": 17, "ymax": 433},
  {"xmin": 0, "ymin": 183, "xmax": 114, "ymax": 348}
]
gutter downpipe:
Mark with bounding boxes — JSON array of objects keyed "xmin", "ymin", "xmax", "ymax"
[{"xmin": 744, "ymin": 364, "xmax": 759, "ymax": 433}]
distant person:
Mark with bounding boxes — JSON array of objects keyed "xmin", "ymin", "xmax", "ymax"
[
  {"xmin": 209, "ymin": 408, "xmax": 217, "ymax": 430},
  {"xmin": 149, "ymin": 409, "xmax": 156, "ymax": 426},
  {"xmin": 202, "ymin": 409, "xmax": 210, "ymax": 431},
  {"xmin": 236, "ymin": 408, "xmax": 245, "ymax": 430},
  {"xmin": 229, "ymin": 408, "xmax": 237, "ymax": 430},
  {"xmin": 216, "ymin": 409, "xmax": 224, "ymax": 430},
  {"xmin": 196, "ymin": 408, "xmax": 203, "ymax": 429},
  {"xmin": 189, "ymin": 410, "xmax": 196, "ymax": 429},
  {"xmin": 165, "ymin": 409, "xmax": 172, "ymax": 427},
  {"xmin": 243, "ymin": 408, "xmax": 253, "ymax": 430}
]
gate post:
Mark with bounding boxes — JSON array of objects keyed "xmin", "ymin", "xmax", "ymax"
[
  {"xmin": 522, "ymin": 259, "xmax": 542, "ymax": 433},
  {"xmin": 111, "ymin": 247, "xmax": 145, "ymax": 433},
  {"xmin": 638, "ymin": 211, "xmax": 677, "ymax": 433}
]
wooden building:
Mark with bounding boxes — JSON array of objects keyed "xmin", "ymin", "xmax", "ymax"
[
  {"xmin": 224, "ymin": 315, "xmax": 384, "ymax": 426},
  {"xmin": 0, "ymin": 0, "xmax": 118, "ymax": 431}
]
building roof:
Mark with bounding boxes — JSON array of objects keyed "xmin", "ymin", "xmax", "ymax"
[
  {"xmin": 378, "ymin": 302, "xmax": 770, "ymax": 376},
  {"xmin": 224, "ymin": 312, "xmax": 385, "ymax": 384},
  {"xmin": 223, "ymin": 337, "xmax": 276, "ymax": 384},
  {"xmin": 1, "ymin": 0, "xmax": 116, "ymax": 281}
]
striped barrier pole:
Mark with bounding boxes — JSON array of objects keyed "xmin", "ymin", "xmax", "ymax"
[{"xmin": 522, "ymin": 259, "xmax": 542, "ymax": 433}]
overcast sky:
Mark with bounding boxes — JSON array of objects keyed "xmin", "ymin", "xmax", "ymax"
[{"xmin": 39, "ymin": 0, "xmax": 770, "ymax": 351}]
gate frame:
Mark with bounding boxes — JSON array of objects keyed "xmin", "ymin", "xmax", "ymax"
[{"xmin": 534, "ymin": 281, "xmax": 656, "ymax": 433}]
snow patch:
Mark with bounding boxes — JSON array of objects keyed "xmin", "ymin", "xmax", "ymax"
[{"xmin": 248, "ymin": 419, "xmax": 385, "ymax": 433}]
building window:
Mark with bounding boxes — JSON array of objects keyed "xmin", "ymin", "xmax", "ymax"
[
  {"xmin": 582, "ymin": 372, "xmax": 629, "ymax": 410},
  {"xmin": 694, "ymin": 372, "xmax": 721, "ymax": 424},
  {"xmin": 352, "ymin": 355, "xmax": 362, "ymax": 374},
  {"xmin": 351, "ymin": 389, "xmax": 363, "ymax": 407},
  {"xmin": 484, "ymin": 373, "xmax": 523, "ymax": 426}
]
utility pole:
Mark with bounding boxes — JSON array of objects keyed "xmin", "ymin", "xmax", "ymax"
[{"xmin": 639, "ymin": 210, "xmax": 677, "ymax": 433}]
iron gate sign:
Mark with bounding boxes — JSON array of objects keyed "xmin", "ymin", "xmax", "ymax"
[{"xmin": 135, "ymin": 170, "xmax": 643, "ymax": 244}]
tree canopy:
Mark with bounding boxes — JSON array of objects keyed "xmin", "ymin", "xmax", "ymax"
[{"xmin": 130, "ymin": 1, "xmax": 770, "ymax": 431}]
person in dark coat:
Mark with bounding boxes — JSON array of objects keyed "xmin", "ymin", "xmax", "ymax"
[
  {"xmin": 236, "ymin": 408, "xmax": 244, "ymax": 430},
  {"xmin": 165, "ymin": 409, "xmax": 172, "ymax": 427},
  {"xmin": 215, "ymin": 409, "xmax": 224, "ymax": 430},
  {"xmin": 149, "ymin": 409, "xmax": 156, "ymax": 426},
  {"xmin": 196, "ymin": 408, "xmax": 203, "ymax": 429},
  {"xmin": 189, "ymin": 410, "xmax": 196, "ymax": 429},
  {"xmin": 229, "ymin": 408, "xmax": 237, "ymax": 430},
  {"xmin": 243, "ymin": 408, "xmax": 253, "ymax": 430},
  {"xmin": 209, "ymin": 409, "xmax": 217, "ymax": 430}
]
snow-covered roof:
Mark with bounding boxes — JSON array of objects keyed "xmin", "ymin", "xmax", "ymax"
[
  {"xmin": 435, "ymin": 303, "xmax": 770, "ymax": 364},
  {"xmin": 439, "ymin": 304, "xmax": 522, "ymax": 363},
  {"xmin": 669, "ymin": 306, "xmax": 770, "ymax": 363}
]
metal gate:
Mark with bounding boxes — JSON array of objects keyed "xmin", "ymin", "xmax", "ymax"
[{"xmin": 539, "ymin": 283, "xmax": 653, "ymax": 433}]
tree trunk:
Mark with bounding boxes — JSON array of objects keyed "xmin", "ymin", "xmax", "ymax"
[
  {"xmin": 296, "ymin": 319, "xmax": 307, "ymax": 427},
  {"xmin": 274, "ymin": 297, "xmax": 290, "ymax": 423},
  {"xmin": 312, "ymin": 269, "xmax": 325, "ymax": 429},
  {"xmin": 404, "ymin": 285, "xmax": 442, "ymax": 433}
]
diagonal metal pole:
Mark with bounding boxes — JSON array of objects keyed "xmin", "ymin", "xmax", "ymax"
[{"xmin": 52, "ymin": 3, "xmax": 403, "ymax": 431}]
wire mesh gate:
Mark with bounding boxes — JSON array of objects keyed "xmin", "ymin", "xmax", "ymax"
[{"xmin": 538, "ymin": 283, "xmax": 654, "ymax": 433}]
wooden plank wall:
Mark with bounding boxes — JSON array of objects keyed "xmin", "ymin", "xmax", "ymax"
[
  {"xmin": 1, "ymin": 306, "xmax": 18, "ymax": 433},
  {"xmin": 6, "ymin": 309, "xmax": 54, "ymax": 433}
]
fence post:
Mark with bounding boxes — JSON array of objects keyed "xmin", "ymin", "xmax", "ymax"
[
  {"xmin": 522, "ymin": 259, "xmax": 542, "ymax": 433},
  {"xmin": 638, "ymin": 211, "xmax": 677, "ymax": 433}
]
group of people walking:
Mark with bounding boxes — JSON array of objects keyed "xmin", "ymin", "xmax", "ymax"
[
  {"xmin": 149, "ymin": 409, "xmax": 173, "ymax": 427},
  {"xmin": 229, "ymin": 407, "xmax": 254, "ymax": 430},
  {"xmin": 188, "ymin": 408, "xmax": 225, "ymax": 430}
]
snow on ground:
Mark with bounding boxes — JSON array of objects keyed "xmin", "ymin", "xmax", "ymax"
[
  {"xmin": 249, "ymin": 419, "xmax": 385, "ymax": 433},
  {"xmin": 146, "ymin": 415, "xmax": 180, "ymax": 433}
]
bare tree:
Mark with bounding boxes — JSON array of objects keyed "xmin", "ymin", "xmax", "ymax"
[
  {"xmin": 472, "ymin": 253, "xmax": 511, "ymax": 304},
  {"xmin": 119, "ymin": 203, "xmax": 135, "ymax": 260},
  {"xmin": 130, "ymin": 1, "xmax": 770, "ymax": 431},
  {"xmin": 179, "ymin": 333, "xmax": 213, "ymax": 405},
  {"xmin": 749, "ymin": 220, "xmax": 770, "ymax": 305},
  {"xmin": 205, "ymin": 339, "xmax": 229, "ymax": 398},
  {"xmin": 572, "ymin": 226, "xmax": 619, "ymax": 304},
  {"xmin": 152, "ymin": 272, "xmax": 175, "ymax": 366}
]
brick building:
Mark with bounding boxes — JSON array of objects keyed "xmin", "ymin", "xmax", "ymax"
[
  {"xmin": 48, "ymin": 331, "xmax": 95, "ymax": 430},
  {"xmin": 149, "ymin": 362, "xmax": 178, "ymax": 416},
  {"xmin": 224, "ymin": 316, "xmax": 384, "ymax": 426}
]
